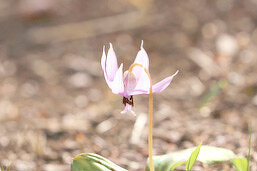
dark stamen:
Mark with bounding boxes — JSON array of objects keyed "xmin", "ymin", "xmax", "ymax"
[{"xmin": 123, "ymin": 96, "xmax": 134, "ymax": 106}]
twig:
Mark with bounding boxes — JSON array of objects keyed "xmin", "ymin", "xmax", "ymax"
[{"xmin": 28, "ymin": 11, "xmax": 152, "ymax": 43}]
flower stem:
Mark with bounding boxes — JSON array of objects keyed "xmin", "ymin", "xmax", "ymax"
[
  {"xmin": 148, "ymin": 81, "xmax": 154, "ymax": 171},
  {"xmin": 129, "ymin": 63, "xmax": 154, "ymax": 171}
]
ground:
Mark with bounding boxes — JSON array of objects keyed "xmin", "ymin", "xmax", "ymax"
[{"xmin": 0, "ymin": 0, "xmax": 256, "ymax": 170}]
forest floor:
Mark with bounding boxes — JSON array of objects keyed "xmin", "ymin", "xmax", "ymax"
[{"xmin": 0, "ymin": 0, "xmax": 256, "ymax": 170}]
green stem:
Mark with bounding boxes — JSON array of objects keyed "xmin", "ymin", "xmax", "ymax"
[{"xmin": 247, "ymin": 125, "xmax": 252, "ymax": 171}]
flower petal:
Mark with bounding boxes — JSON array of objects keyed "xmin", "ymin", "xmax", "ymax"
[
  {"xmin": 111, "ymin": 64, "xmax": 124, "ymax": 95},
  {"xmin": 128, "ymin": 41, "xmax": 151, "ymax": 95},
  {"xmin": 132, "ymin": 41, "xmax": 149, "ymax": 80},
  {"xmin": 106, "ymin": 43, "xmax": 118, "ymax": 81},
  {"xmin": 130, "ymin": 69, "xmax": 150, "ymax": 95},
  {"xmin": 121, "ymin": 103, "xmax": 135, "ymax": 115},
  {"xmin": 152, "ymin": 70, "xmax": 179, "ymax": 93},
  {"xmin": 123, "ymin": 71, "xmax": 138, "ymax": 96},
  {"xmin": 101, "ymin": 46, "xmax": 112, "ymax": 89},
  {"xmin": 133, "ymin": 41, "xmax": 149, "ymax": 70},
  {"xmin": 130, "ymin": 89, "xmax": 148, "ymax": 95}
]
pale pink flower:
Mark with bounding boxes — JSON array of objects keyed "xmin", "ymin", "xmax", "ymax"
[{"xmin": 101, "ymin": 41, "xmax": 178, "ymax": 114}]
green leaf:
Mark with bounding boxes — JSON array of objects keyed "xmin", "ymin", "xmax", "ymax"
[
  {"xmin": 186, "ymin": 143, "xmax": 202, "ymax": 171},
  {"xmin": 247, "ymin": 126, "xmax": 252, "ymax": 171},
  {"xmin": 231, "ymin": 158, "xmax": 248, "ymax": 171},
  {"xmin": 71, "ymin": 153, "xmax": 127, "ymax": 171},
  {"xmin": 146, "ymin": 145, "xmax": 238, "ymax": 171},
  {"xmin": 199, "ymin": 79, "xmax": 227, "ymax": 108},
  {"xmin": 145, "ymin": 154, "xmax": 182, "ymax": 171},
  {"xmin": 170, "ymin": 161, "xmax": 186, "ymax": 171}
]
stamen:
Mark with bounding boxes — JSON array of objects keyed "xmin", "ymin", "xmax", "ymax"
[{"xmin": 122, "ymin": 96, "xmax": 134, "ymax": 106}]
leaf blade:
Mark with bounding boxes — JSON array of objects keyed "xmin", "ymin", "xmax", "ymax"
[
  {"xmin": 186, "ymin": 143, "xmax": 202, "ymax": 171},
  {"xmin": 247, "ymin": 126, "xmax": 252, "ymax": 171},
  {"xmin": 146, "ymin": 145, "xmax": 239, "ymax": 171},
  {"xmin": 231, "ymin": 158, "xmax": 248, "ymax": 171},
  {"xmin": 71, "ymin": 153, "xmax": 127, "ymax": 171},
  {"xmin": 170, "ymin": 161, "xmax": 187, "ymax": 171}
]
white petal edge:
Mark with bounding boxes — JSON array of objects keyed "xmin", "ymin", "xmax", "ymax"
[
  {"xmin": 131, "ymin": 69, "xmax": 150, "ymax": 95},
  {"xmin": 106, "ymin": 43, "xmax": 118, "ymax": 81},
  {"xmin": 133, "ymin": 40, "xmax": 149, "ymax": 71},
  {"xmin": 111, "ymin": 63, "xmax": 124, "ymax": 95},
  {"xmin": 152, "ymin": 70, "xmax": 179, "ymax": 93},
  {"xmin": 101, "ymin": 46, "xmax": 112, "ymax": 89},
  {"xmin": 132, "ymin": 41, "xmax": 150, "ymax": 83}
]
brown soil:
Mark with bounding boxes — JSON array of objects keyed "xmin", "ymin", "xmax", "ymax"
[{"xmin": 0, "ymin": 0, "xmax": 256, "ymax": 170}]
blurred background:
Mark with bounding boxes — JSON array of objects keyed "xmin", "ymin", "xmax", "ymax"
[{"xmin": 0, "ymin": 0, "xmax": 256, "ymax": 170}]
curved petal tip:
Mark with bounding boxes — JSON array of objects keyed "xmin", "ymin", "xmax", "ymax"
[
  {"xmin": 152, "ymin": 70, "xmax": 179, "ymax": 93},
  {"xmin": 174, "ymin": 70, "xmax": 179, "ymax": 75},
  {"xmin": 141, "ymin": 40, "xmax": 144, "ymax": 49}
]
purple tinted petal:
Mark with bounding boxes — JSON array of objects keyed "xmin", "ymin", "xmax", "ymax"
[
  {"xmin": 101, "ymin": 46, "xmax": 112, "ymax": 89},
  {"xmin": 111, "ymin": 64, "xmax": 124, "ymax": 95},
  {"xmin": 152, "ymin": 70, "xmax": 179, "ymax": 93},
  {"xmin": 123, "ymin": 71, "xmax": 137, "ymax": 96},
  {"xmin": 130, "ymin": 89, "xmax": 148, "ymax": 95},
  {"xmin": 132, "ymin": 41, "xmax": 150, "ymax": 81},
  {"xmin": 133, "ymin": 40, "xmax": 149, "ymax": 70},
  {"xmin": 106, "ymin": 43, "xmax": 118, "ymax": 81},
  {"xmin": 130, "ymin": 69, "xmax": 150, "ymax": 95},
  {"xmin": 121, "ymin": 103, "xmax": 135, "ymax": 115}
]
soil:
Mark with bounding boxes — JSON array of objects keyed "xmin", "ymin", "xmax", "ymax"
[{"xmin": 0, "ymin": 0, "xmax": 256, "ymax": 170}]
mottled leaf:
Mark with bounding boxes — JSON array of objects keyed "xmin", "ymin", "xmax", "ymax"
[
  {"xmin": 146, "ymin": 145, "xmax": 239, "ymax": 171},
  {"xmin": 231, "ymin": 158, "xmax": 248, "ymax": 171},
  {"xmin": 71, "ymin": 153, "xmax": 127, "ymax": 171}
]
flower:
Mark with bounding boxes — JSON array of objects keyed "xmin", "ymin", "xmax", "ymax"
[{"xmin": 101, "ymin": 41, "xmax": 178, "ymax": 114}]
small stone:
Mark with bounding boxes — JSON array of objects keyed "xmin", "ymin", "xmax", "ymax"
[
  {"xmin": 75, "ymin": 95, "xmax": 88, "ymax": 108},
  {"xmin": 43, "ymin": 164, "xmax": 69, "ymax": 171},
  {"xmin": 228, "ymin": 72, "xmax": 244, "ymax": 86},
  {"xmin": 216, "ymin": 34, "xmax": 238, "ymax": 56},
  {"xmin": 15, "ymin": 160, "xmax": 36, "ymax": 171},
  {"xmin": 0, "ymin": 100, "xmax": 19, "ymax": 121},
  {"xmin": 88, "ymin": 89, "xmax": 102, "ymax": 102},
  {"xmin": 69, "ymin": 73, "xmax": 92, "ymax": 88},
  {"xmin": 202, "ymin": 22, "xmax": 218, "ymax": 39},
  {"xmin": 0, "ymin": 136, "xmax": 9, "ymax": 147},
  {"xmin": 62, "ymin": 114, "xmax": 89, "ymax": 131},
  {"xmin": 20, "ymin": 80, "xmax": 39, "ymax": 98}
]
